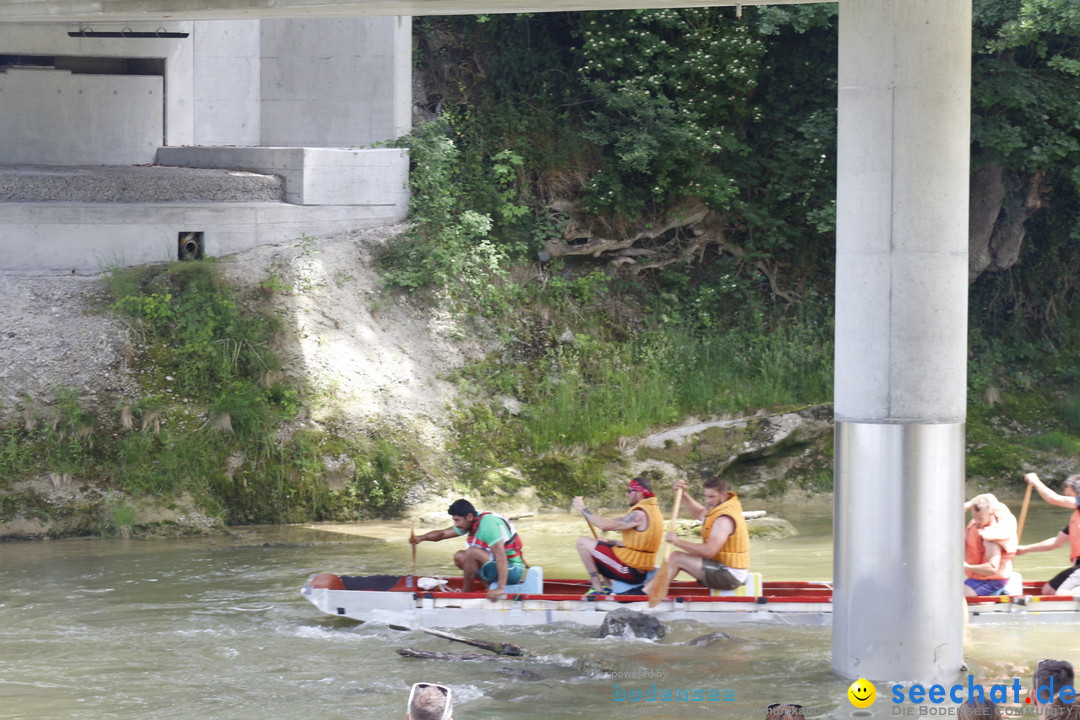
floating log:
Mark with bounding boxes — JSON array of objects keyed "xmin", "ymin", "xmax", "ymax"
[
  {"xmin": 421, "ymin": 627, "xmax": 527, "ymax": 656},
  {"xmin": 396, "ymin": 648, "xmax": 497, "ymax": 661}
]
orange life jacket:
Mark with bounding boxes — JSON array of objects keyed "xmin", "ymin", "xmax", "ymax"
[
  {"xmin": 704, "ymin": 492, "xmax": 750, "ymax": 570},
  {"xmin": 613, "ymin": 497, "xmax": 664, "ymax": 571},
  {"xmin": 964, "ymin": 518, "xmax": 1014, "ymax": 580}
]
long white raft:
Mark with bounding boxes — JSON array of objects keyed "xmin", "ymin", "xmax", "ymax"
[{"xmin": 300, "ymin": 572, "xmax": 1080, "ymax": 629}]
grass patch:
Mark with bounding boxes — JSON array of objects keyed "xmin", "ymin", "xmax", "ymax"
[
  {"xmin": 103, "ymin": 503, "xmax": 138, "ymax": 539},
  {"xmin": 966, "ymin": 383, "xmax": 1073, "ymax": 484},
  {"xmin": 0, "ymin": 259, "xmax": 417, "ymax": 533},
  {"xmin": 1064, "ymin": 388, "xmax": 1080, "ymax": 432},
  {"xmin": 1024, "ymin": 431, "xmax": 1080, "ymax": 456},
  {"xmin": 448, "ymin": 280, "xmax": 834, "ymax": 496}
]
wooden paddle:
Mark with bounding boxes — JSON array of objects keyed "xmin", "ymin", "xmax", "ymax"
[
  {"xmin": 648, "ymin": 486, "xmax": 684, "ymax": 608},
  {"xmin": 410, "ymin": 521, "xmax": 417, "ymax": 577},
  {"xmin": 581, "ymin": 510, "xmax": 599, "ymax": 539},
  {"xmin": 1017, "ymin": 482, "xmax": 1033, "ymax": 543}
]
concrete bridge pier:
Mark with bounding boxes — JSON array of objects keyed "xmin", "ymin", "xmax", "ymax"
[{"xmin": 832, "ymin": 0, "xmax": 971, "ymax": 683}]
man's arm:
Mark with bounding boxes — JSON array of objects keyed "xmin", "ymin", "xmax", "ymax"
[
  {"xmin": 411, "ymin": 526, "xmax": 458, "ymax": 543},
  {"xmin": 587, "ymin": 508, "xmax": 647, "ymax": 533},
  {"xmin": 1025, "ymin": 473, "xmax": 1078, "ymax": 509},
  {"xmin": 964, "ymin": 539, "xmax": 1003, "ymax": 576},
  {"xmin": 572, "ymin": 496, "xmax": 647, "ymax": 534},
  {"xmin": 486, "ymin": 540, "xmax": 509, "ymax": 601},
  {"xmin": 1016, "ymin": 532, "xmax": 1069, "ymax": 555},
  {"xmin": 675, "ymin": 480, "xmax": 706, "ymax": 522},
  {"xmin": 667, "ymin": 515, "xmax": 733, "ymax": 558}
]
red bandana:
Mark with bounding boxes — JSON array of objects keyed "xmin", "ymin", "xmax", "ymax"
[{"xmin": 628, "ymin": 479, "xmax": 654, "ymax": 498}]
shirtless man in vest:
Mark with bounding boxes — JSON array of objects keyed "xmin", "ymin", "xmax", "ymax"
[
  {"xmin": 572, "ymin": 478, "xmax": 664, "ymax": 596},
  {"xmin": 410, "ymin": 499, "xmax": 525, "ymax": 601},
  {"xmin": 642, "ymin": 476, "xmax": 750, "ymax": 594},
  {"xmin": 1015, "ymin": 473, "xmax": 1080, "ymax": 595}
]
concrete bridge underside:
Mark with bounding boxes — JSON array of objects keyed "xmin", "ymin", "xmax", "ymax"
[
  {"xmin": 0, "ymin": 0, "xmax": 819, "ymax": 22},
  {"xmin": 0, "ymin": 0, "xmax": 970, "ymax": 684}
]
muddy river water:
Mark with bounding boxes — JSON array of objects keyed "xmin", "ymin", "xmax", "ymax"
[{"xmin": 1, "ymin": 500, "xmax": 1077, "ymax": 720}]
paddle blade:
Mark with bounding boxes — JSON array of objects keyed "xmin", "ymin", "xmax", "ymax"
[
  {"xmin": 647, "ymin": 561, "xmax": 671, "ymax": 608},
  {"xmin": 410, "ymin": 521, "xmax": 417, "ymax": 575}
]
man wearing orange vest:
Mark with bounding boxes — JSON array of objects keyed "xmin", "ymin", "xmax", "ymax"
[
  {"xmin": 962, "ymin": 493, "xmax": 1017, "ymax": 596},
  {"xmin": 1016, "ymin": 473, "xmax": 1080, "ymax": 595},
  {"xmin": 572, "ymin": 478, "xmax": 664, "ymax": 596},
  {"xmin": 411, "ymin": 499, "xmax": 526, "ymax": 601},
  {"xmin": 643, "ymin": 476, "xmax": 750, "ymax": 594}
]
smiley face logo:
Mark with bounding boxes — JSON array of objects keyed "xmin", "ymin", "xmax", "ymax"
[{"xmin": 847, "ymin": 678, "xmax": 876, "ymax": 708}]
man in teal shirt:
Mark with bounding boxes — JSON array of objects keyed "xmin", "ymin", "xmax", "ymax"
[{"xmin": 411, "ymin": 499, "xmax": 526, "ymax": 600}]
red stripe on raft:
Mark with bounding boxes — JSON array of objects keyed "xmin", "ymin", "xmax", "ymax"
[
  {"xmin": 308, "ymin": 573, "xmax": 346, "ymax": 590},
  {"xmin": 424, "ymin": 592, "xmax": 836, "ymax": 604}
]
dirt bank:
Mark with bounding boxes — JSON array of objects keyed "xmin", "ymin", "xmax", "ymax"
[{"xmin": 0, "ymin": 225, "xmax": 486, "ymax": 538}]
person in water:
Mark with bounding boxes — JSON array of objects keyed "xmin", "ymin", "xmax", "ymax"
[
  {"xmin": 1015, "ymin": 473, "xmax": 1080, "ymax": 595},
  {"xmin": 571, "ymin": 478, "xmax": 664, "ymax": 596},
  {"xmin": 411, "ymin": 499, "xmax": 525, "ymax": 601},
  {"xmin": 643, "ymin": 476, "xmax": 750, "ymax": 595}
]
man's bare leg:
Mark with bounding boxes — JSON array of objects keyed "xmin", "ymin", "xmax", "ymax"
[
  {"xmin": 455, "ymin": 548, "xmax": 488, "ymax": 592},
  {"xmin": 575, "ymin": 536, "xmax": 604, "ymax": 591},
  {"xmin": 643, "ymin": 552, "xmax": 705, "ymax": 594}
]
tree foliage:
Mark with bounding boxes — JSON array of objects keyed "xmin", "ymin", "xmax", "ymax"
[
  {"xmin": 973, "ymin": 0, "xmax": 1080, "ymax": 178},
  {"xmin": 402, "ymin": 2, "xmax": 1080, "ymax": 400},
  {"xmin": 969, "ymin": 0, "xmax": 1080, "ymax": 376},
  {"xmin": 404, "ymin": 7, "xmax": 839, "ymax": 302},
  {"xmin": 574, "ymin": 9, "xmax": 764, "ymax": 216}
]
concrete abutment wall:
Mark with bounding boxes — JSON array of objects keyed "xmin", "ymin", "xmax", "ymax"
[{"xmin": 0, "ymin": 16, "xmax": 412, "ymax": 273}]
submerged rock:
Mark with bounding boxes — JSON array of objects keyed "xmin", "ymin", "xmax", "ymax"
[
  {"xmin": 596, "ymin": 608, "xmax": 666, "ymax": 640},
  {"xmin": 746, "ymin": 515, "xmax": 798, "ymax": 539},
  {"xmin": 572, "ymin": 652, "xmax": 617, "ymax": 675},
  {"xmin": 497, "ymin": 666, "xmax": 544, "ymax": 681},
  {"xmin": 687, "ymin": 631, "xmax": 735, "ymax": 647}
]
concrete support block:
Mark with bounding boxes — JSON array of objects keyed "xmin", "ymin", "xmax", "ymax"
[
  {"xmin": 156, "ymin": 145, "xmax": 409, "ymax": 209},
  {"xmin": 0, "ymin": 202, "xmax": 403, "ymax": 274},
  {"xmin": 301, "ymin": 147, "xmax": 408, "ymax": 206}
]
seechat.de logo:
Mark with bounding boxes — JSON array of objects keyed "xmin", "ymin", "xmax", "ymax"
[{"xmin": 848, "ymin": 679, "xmax": 877, "ymax": 709}]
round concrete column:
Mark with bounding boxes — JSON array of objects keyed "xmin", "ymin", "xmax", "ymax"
[{"xmin": 833, "ymin": 0, "xmax": 971, "ymax": 684}]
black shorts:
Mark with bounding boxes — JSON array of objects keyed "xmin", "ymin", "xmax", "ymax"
[
  {"xmin": 591, "ymin": 541, "xmax": 649, "ymax": 584},
  {"xmin": 1047, "ymin": 562, "xmax": 1080, "ymax": 591}
]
